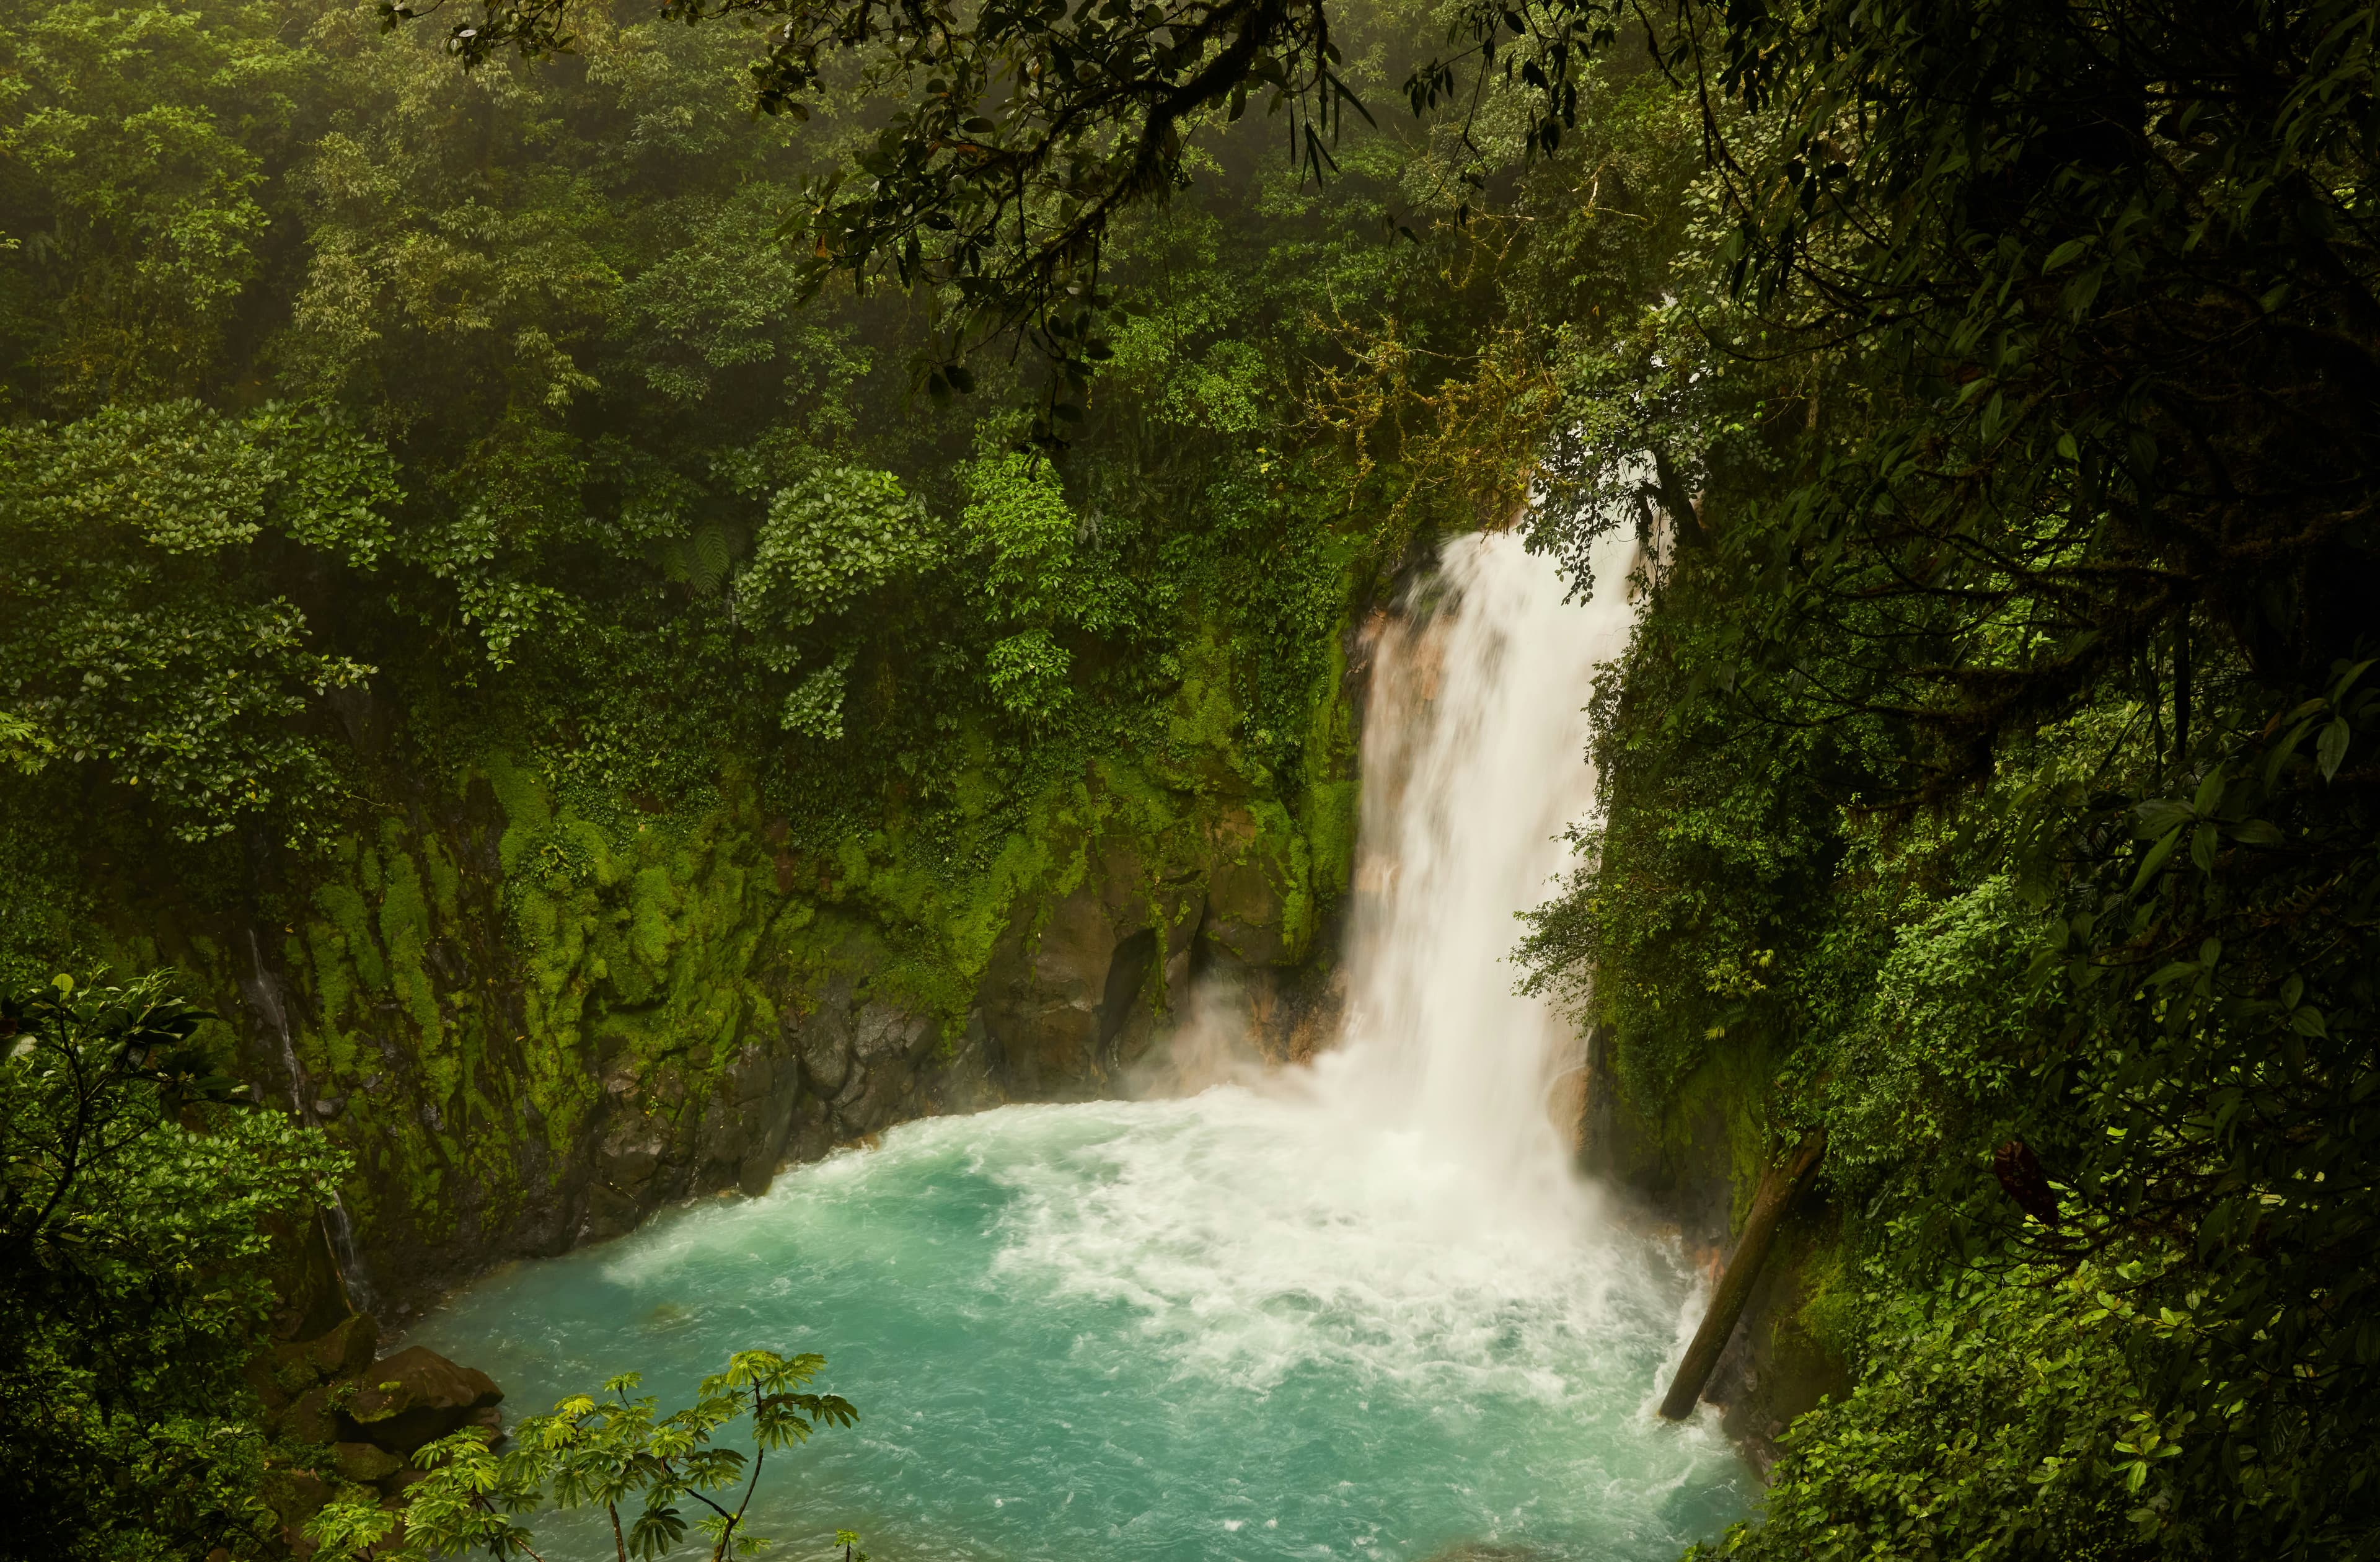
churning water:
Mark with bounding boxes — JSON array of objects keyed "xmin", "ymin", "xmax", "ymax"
[{"xmin": 405, "ymin": 531, "xmax": 1752, "ymax": 1561}]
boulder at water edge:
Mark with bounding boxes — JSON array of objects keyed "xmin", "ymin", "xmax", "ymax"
[{"xmin": 338, "ymin": 1346, "xmax": 505, "ymax": 1455}]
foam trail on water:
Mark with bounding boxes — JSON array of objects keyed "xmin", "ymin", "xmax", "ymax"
[{"xmin": 407, "ymin": 526, "xmax": 1746, "ymax": 1562}]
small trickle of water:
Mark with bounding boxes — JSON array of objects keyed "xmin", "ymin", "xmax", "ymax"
[
  {"xmin": 407, "ymin": 531, "xmax": 1748, "ymax": 1561},
  {"xmin": 246, "ymin": 927, "xmax": 378, "ymax": 1310}
]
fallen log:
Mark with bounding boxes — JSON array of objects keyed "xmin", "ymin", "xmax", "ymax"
[{"xmin": 1657, "ymin": 1129, "xmax": 1828, "ymax": 1421}]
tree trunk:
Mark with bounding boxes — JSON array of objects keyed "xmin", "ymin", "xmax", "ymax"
[
  {"xmin": 1657, "ymin": 1129, "xmax": 1827, "ymax": 1422},
  {"xmin": 1651, "ymin": 449, "xmax": 1706, "ymax": 546}
]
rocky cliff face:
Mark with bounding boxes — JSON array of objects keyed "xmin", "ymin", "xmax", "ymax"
[
  {"xmin": 131, "ymin": 633, "xmax": 1367, "ymax": 1318},
  {"xmin": 559, "ymin": 782, "xmax": 1351, "ymax": 1268}
]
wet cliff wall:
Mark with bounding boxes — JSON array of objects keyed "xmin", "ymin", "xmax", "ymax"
[{"xmin": 51, "ymin": 623, "xmax": 1366, "ymax": 1318}]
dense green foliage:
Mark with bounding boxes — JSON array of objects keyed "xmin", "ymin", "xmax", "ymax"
[
  {"xmin": 0, "ymin": 973, "xmax": 348, "ymax": 1562},
  {"xmin": 0, "ymin": 2, "xmax": 1538, "ymax": 1553},
  {"xmin": 0, "ymin": 1, "xmax": 1541, "ymax": 1552},
  {"xmin": 0, "ymin": 0, "xmax": 1482, "ymax": 875}
]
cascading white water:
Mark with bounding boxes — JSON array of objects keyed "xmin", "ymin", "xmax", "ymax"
[
  {"xmin": 407, "ymin": 529, "xmax": 1747, "ymax": 1562},
  {"xmin": 1310, "ymin": 526, "xmax": 1638, "ymax": 1227}
]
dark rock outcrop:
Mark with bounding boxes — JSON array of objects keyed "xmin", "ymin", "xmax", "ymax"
[{"xmin": 339, "ymin": 1346, "xmax": 505, "ymax": 1455}]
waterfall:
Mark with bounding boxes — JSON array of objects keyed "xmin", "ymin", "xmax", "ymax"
[{"xmin": 1309, "ymin": 526, "xmax": 1638, "ymax": 1225}]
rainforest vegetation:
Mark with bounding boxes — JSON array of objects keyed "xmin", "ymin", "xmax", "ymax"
[{"xmin": 4, "ymin": 0, "xmax": 2378, "ymax": 1556}]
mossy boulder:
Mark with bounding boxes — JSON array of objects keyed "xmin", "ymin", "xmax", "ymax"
[
  {"xmin": 307, "ymin": 1312, "xmax": 379, "ymax": 1379},
  {"xmin": 263, "ymin": 1339, "xmax": 324, "ymax": 1403},
  {"xmin": 277, "ymin": 1384, "xmax": 339, "ymax": 1444},
  {"xmin": 260, "ymin": 1465, "xmax": 332, "ymax": 1547},
  {"xmin": 250, "ymin": 1308, "xmax": 381, "ymax": 1442},
  {"xmin": 332, "ymin": 1441, "xmax": 405, "ymax": 1485},
  {"xmin": 338, "ymin": 1346, "xmax": 503, "ymax": 1455}
]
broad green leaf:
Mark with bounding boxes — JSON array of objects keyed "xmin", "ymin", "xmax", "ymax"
[{"xmin": 2318, "ymin": 717, "xmax": 2350, "ymax": 780}]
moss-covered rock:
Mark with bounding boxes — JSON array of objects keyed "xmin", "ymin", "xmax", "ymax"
[
  {"xmin": 331, "ymin": 1441, "xmax": 404, "ymax": 1486},
  {"xmin": 307, "ymin": 1313, "xmax": 380, "ymax": 1380},
  {"xmin": 339, "ymin": 1346, "xmax": 503, "ymax": 1455},
  {"xmin": 277, "ymin": 1385, "xmax": 340, "ymax": 1445},
  {"xmin": 260, "ymin": 1466, "xmax": 333, "ymax": 1542}
]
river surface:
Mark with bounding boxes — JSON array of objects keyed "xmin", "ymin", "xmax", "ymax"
[{"xmin": 405, "ymin": 531, "xmax": 1753, "ymax": 1561}]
